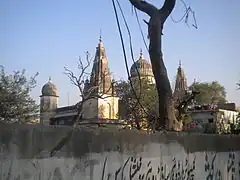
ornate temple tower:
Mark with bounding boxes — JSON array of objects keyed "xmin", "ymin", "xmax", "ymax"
[
  {"xmin": 89, "ymin": 36, "xmax": 112, "ymax": 95},
  {"xmin": 40, "ymin": 78, "xmax": 58, "ymax": 125},
  {"xmin": 173, "ymin": 60, "xmax": 188, "ymax": 101},
  {"xmin": 82, "ymin": 36, "xmax": 119, "ymax": 120}
]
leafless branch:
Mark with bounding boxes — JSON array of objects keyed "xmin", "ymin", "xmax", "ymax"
[
  {"xmin": 50, "ymin": 51, "xmax": 118, "ymax": 157},
  {"xmin": 129, "ymin": 0, "xmax": 158, "ymax": 17},
  {"xmin": 170, "ymin": 0, "xmax": 198, "ymax": 29},
  {"xmin": 64, "ymin": 67, "xmax": 80, "ymax": 87},
  {"xmin": 159, "ymin": 0, "xmax": 176, "ymax": 22},
  {"xmin": 63, "ymin": 51, "xmax": 93, "ymax": 96}
]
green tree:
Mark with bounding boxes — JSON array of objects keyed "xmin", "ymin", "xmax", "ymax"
[
  {"xmin": 0, "ymin": 65, "xmax": 39, "ymax": 124},
  {"xmin": 117, "ymin": 78, "xmax": 158, "ymax": 129},
  {"xmin": 189, "ymin": 81, "xmax": 226, "ymax": 105}
]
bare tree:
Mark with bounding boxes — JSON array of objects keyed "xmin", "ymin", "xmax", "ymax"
[
  {"xmin": 63, "ymin": 51, "xmax": 92, "ymax": 124},
  {"xmin": 50, "ymin": 52, "xmax": 119, "ymax": 157},
  {"xmin": 63, "ymin": 51, "xmax": 115, "ymax": 124},
  {"xmin": 128, "ymin": 0, "xmax": 182, "ymax": 131}
]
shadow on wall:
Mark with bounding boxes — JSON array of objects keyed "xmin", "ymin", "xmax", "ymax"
[{"xmin": 1, "ymin": 124, "xmax": 240, "ymax": 157}]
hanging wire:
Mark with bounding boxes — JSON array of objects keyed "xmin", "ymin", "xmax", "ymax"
[
  {"xmin": 116, "ymin": 0, "xmax": 155, "ymax": 114},
  {"xmin": 111, "ymin": 0, "xmax": 151, "ymax": 118},
  {"xmin": 115, "ymin": 0, "xmax": 141, "ymax": 88},
  {"xmin": 170, "ymin": 0, "xmax": 198, "ymax": 29},
  {"xmin": 115, "ymin": 0, "xmax": 149, "ymax": 112},
  {"xmin": 134, "ymin": 7, "xmax": 149, "ymax": 52}
]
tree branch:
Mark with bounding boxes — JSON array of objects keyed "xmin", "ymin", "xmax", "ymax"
[
  {"xmin": 129, "ymin": 0, "xmax": 158, "ymax": 17},
  {"xmin": 63, "ymin": 52, "xmax": 93, "ymax": 98},
  {"xmin": 159, "ymin": 0, "xmax": 176, "ymax": 22}
]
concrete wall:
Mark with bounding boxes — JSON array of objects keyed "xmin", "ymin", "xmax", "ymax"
[{"xmin": 0, "ymin": 124, "xmax": 240, "ymax": 180}]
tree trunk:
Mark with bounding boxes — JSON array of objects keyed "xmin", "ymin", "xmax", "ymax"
[
  {"xmin": 129, "ymin": 0, "xmax": 182, "ymax": 131},
  {"xmin": 148, "ymin": 13, "xmax": 176, "ymax": 130}
]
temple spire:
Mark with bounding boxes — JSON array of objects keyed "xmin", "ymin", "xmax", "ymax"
[
  {"xmin": 179, "ymin": 60, "xmax": 182, "ymax": 67},
  {"xmin": 98, "ymin": 29, "xmax": 103, "ymax": 48},
  {"xmin": 89, "ymin": 37, "xmax": 112, "ymax": 95},
  {"xmin": 139, "ymin": 48, "xmax": 143, "ymax": 59},
  {"xmin": 173, "ymin": 60, "xmax": 188, "ymax": 100},
  {"xmin": 99, "ymin": 29, "xmax": 102, "ymax": 43},
  {"xmin": 193, "ymin": 78, "xmax": 197, "ymax": 84}
]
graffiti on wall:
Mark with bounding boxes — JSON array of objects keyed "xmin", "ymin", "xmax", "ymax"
[
  {"xmin": 100, "ymin": 152, "xmax": 240, "ymax": 180},
  {"xmin": 101, "ymin": 155, "xmax": 196, "ymax": 180},
  {"xmin": 204, "ymin": 151, "xmax": 240, "ymax": 180},
  {"xmin": 0, "ymin": 152, "xmax": 240, "ymax": 180}
]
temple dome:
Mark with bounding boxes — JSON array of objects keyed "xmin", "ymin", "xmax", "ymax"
[
  {"xmin": 130, "ymin": 50, "xmax": 154, "ymax": 78},
  {"xmin": 41, "ymin": 78, "xmax": 58, "ymax": 97}
]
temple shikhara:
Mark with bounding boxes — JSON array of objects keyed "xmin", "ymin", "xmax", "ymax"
[{"xmin": 173, "ymin": 60, "xmax": 188, "ymax": 101}]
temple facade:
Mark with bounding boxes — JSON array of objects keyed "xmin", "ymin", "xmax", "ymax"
[
  {"xmin": 81, "ymin": 37, "xmax": 119, "ymax": 120},
  {"xmin": 40, "ymin": 37, "xmax": 118, "ymax": 125}
]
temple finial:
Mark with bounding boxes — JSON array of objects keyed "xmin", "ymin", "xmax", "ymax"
[
  {"xmin": 140, "ymin": 48, "xmax": 143, "ymax": 59},
  {"xmin": 99, "ymin": 29, "xmax": 102, "ymax": 42},
  {"xmin": 179, "ymin": 60, "xmax": 182, "ymax": 67}
]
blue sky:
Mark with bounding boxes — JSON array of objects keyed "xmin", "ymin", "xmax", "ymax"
[{"xmin": 1, "ymin": 0, "xmax": 240, "ymax": 107}]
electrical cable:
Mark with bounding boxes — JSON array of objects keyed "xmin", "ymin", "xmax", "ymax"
[
  {"xmin": 112, "ymin": 0, "xmax": 151, "ymax": 119},
  {"xmin": 115, "ymin": 0, "xmax": 152, "ymax": 114},
  {"xmin": 134, "ymin": 7, "xmax": 149, "ymax": 52},
  {"xmin": 115, "ymin": 0, "xmax": 154, "ymax": 115},
  {"xmin": 170, "ymin": 0, "xmax": 198, "ymax": 29}
]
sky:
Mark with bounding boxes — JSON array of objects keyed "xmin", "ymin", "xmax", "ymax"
[{"xmin": 0, "ymin": 0, "xmax": 240, "ymax": 107}]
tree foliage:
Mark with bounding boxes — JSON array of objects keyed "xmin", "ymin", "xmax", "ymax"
[
  {"xmin": 117, "ymin": 78, "xmax": 158, "ymax": 129},
  {"xmin": 117, "ymin": 78, "xmax": 198, "ymax": 130},
  {"xmin": 189, "ymin": 81, "xmax": 226, "ymax": 105},
  {"xmin": 0, "ymin": 65, "xmax": 39, "ymax": 123}
]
